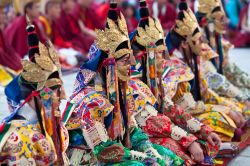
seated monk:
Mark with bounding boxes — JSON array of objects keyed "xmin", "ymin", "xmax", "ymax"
[
  {"xmin": 0, "ymin": 2, "xmax": 22, "ymax": 71},
  {"xmin": 36, "ymin": 0, "xmax": 72, "ymax": 48},
  {"xmin": 151, "ymin": 0, "xmax": 177, "ymax": 34},
  {"xmin": 56, "ymin": 0, "xmax": 94, "ymax": 54},
  {"xmin": 5, "ymin": 0, "xmax": 41, "ymax": 58}
]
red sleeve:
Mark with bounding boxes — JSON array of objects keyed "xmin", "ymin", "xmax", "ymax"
[
  {"xmin": 163, "ymin": 105, "xmax": 213, "ymax": 140},
  {"xmin": 143, "ymin": 114, "xmax": 197, "ymax": 149}
]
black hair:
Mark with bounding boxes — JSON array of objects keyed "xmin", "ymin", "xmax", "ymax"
[
  {"xmin": 212, "ymin": 6, "xmax": 221, "ymax": 13},
  {"xmin": 169, "ymin": 29, "xmax": 185, "ymax": 49},
  {"xmin": 24, "ymin": 2, "xmax": 34, "ymax": 14}
]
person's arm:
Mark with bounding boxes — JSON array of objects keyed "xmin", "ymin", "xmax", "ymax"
[
  {"xmin": 78, "ymin": 20, "xmax": 96, "ymax": 38},
  {"xmin": 241, "ymin": 14, "xmax": 250, "ymax": 32}
]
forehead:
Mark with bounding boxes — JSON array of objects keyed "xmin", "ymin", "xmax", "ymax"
[{"xmin": 117, "ymin": 54, "xmax": 130, "ymax": 62}]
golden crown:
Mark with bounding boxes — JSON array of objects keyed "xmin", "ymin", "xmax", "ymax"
[
  {"xmin": 95, "ymin": 13, "xmax": 132, "ymax": 59},
  {"xmin": 21, "ymin": 41, "xmax": 62, "ymax": 90},
  {"xmin": 198, "ymin": 0, "xmax": 221, "ymax": 15},
  {"xmin": 174, "ymin": 8, "xmax": 201, "ymax": 40},
  {"xmin": 136, "ymin": 17, "xmax": 165, "ymax": 52}
]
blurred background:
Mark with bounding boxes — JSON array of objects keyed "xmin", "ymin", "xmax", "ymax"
[
  {"xmin": 1, "ymin": 0, "xmax": 250, "ymax": 72},
  {"xmin": 0, "ymin": 0, "xmax": 250, "ymax": 114}
]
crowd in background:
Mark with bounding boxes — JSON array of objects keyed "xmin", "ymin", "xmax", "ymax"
[{"xmin": 1, "ymin": 0, "xmax": 250, "ymax": 73}]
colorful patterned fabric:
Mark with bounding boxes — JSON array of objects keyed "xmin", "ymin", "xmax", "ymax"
[
  {"xmin": 161, "ymin": 56, "xmax": 194, "ymax": 99},
  {"xmin": 143, "ymin": 114, "xmax": 197, "ymax": 149},
  {"xmin": 171, "ymin": 80, "xmax": 237, "ymax": 141},
  {"xmin": 202, "ymin": 60, "xmax": 250, "ymax": 102},
  {"xmin": 0, "ymin": 120, "xmax": 56, "ymax": 165},
  {"xmin": 152, "ymin": 144, "xmax": 184, "ymax": 166},
  {"xmin": 150, "ymin": 137, "xmax": 194, "ymax": 166},
  {"xmin": 224, "ymin": 62, "xmax": 250, "ymax": 89},
  {"xmin": 94, "ymin": 140, "xmax": 131, "ymax": 164}
]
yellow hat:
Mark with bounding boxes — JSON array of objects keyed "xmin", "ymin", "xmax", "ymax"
[{"xmin": 13, "ymin": 0, "xmax": 40, "ymax": 14}]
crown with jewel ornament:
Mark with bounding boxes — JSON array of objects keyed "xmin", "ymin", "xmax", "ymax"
[
  {"xmin": 174, "ymin": 0, "xmax": 201, "ymax": 41},
  {"xmin": 95, "ymin": 13, "xmax": 132, "ymax": 59},
  {"xmin": 20, "ymin": 16, "xmax": 62, "ymax": 91},
  {"xmin": 135, "ymin": 0, "xmax": 165, "ymax": 51},
  {"xmin": 198, "ymin": 0, "xmax": 221, "ymax": 15}
]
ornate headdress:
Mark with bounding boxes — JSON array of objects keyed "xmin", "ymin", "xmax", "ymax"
[
  {"xmin": 95, "ymin": 1, "xmax": 131, "ymax": 143},
  {"xmin": 95, "ymin": 14, "xmax": 132, "ymax": 60},
  {"xmin": 135, "ymin": 0, "xmax": 165, "ymax": 52},
  {"xmin": 198, "ymin": 0, "xmax": 221, "ymax": 16},
  {"xmin": 20, "ymin": 16, "xmax": 63, "ymax": 91},
  {"xmin": 174, "ymin": 0, "xmax": 202, "ymax": 41},
  {"xmin": 129, "ymin": 0, "xmax": 166, "ymax": 99}
]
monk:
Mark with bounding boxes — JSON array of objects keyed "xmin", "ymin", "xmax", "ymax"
[
  {"xmin": 0, "ymin": 3, "xmax": 22, "ymax": 71},
  {"xmin": 4, "ymin": 0, "xmax": 41, "ymax": 58},
  {"xmin": 72, "ymin": 0, "xmax": 103, "ymax": 33},
  {"xmin": 56, "ymin": 0, "xmax": 94, "ymax": 54},
  {"xmin": 36, "ymin": 0, "xmax": 72, "ymax": 48},
  {"xmin": 121, "ymin": 1, "xmax": 138, "ymax": 33},
  {"xmin": 232, "ymin": 2, "xmax": 250, "ymax": 47},
  {"xmin": 151, "ymin": 0, "xmax": 177, "ymax": 34}
]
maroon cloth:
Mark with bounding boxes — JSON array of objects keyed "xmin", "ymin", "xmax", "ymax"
[
  {"xmin": 35, "ymin": 16, "xmax": 73, "ymax": 49},
  {"xmin": 126, "ymin": 17, "xmax": 138, "ymax": 33},
  {"xmin": 56, "ymin": 10, "xmax": 94, "ymax": 53},
  {"xmin": 231, "ymin": 4, "xmax": 250, "ymax": 47},
  {"xmin": 72, "ymin": 3, "xmax": 104, "ymax": 30},
  {"xmin": 157, "ymin": 2, "xmax": 177, "ymax": 32},
  {"xmin": 4, "ymin": 16, "xmax": 44, "ymax": 58},
  {"xmin": 0, "ymin": 30, "xmax": 22, "ymax": 71}
]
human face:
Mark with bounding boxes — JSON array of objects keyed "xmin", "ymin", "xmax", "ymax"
[
  {"xmin": 123, "ymin": 6, "xmax": 134, "ymax": 18},
  {"xmin": 63, "ymin": 0, "xmax": 76, "ymax": 12},
  {"xmin": 77, "ymin": 0, "xmax": 92, "ymax": 8},
  {"xmin": 188, "ymin": 36, "xmax": 215, "ymax": 59},
  {"xmin": 212, "ymin": 11, "xmax": 227, "ymax": 34},
  {"xmin": 27, "ymin": 2, "xmax": 40, "ymax": 19},
  {"xmin": 157, "ymin": 0, "xmax": 167, "ymax": 6},
  {"xmin": 116, "ymin": 54, "xmax": 132, "ymax": 81},
  {"xmin": 48, "ymin": 3, "xmax": 61, "ymax": 20}
]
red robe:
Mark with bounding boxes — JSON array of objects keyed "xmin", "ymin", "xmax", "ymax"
[
  {"xmin": 4, "ymin": 16, "xmax": 44, "ymax": 58},
  {"xmin": 56, "ymin": 10, "xmax": 94, "ymax": 53},
  {"xmin": 0, "ymin": 30, "xmax": 22, "ymax": 71},
  {"xmin": 35, "ymin": 15, "xmax": 73, "ymax": 49},
  {"xmin": 126, "ymin": 17, "xmax": 138, "ymax": 33},
  {"xmin": 152, "ymin": 1, "xmax": 177, "ymax": 32},
  {"xmin": 231, "ymin": 3, "xmax": 250, "ymax": 47},
  {"xmin": 72, "ymin": 3, "xmax": 104, "ymax": 30}
]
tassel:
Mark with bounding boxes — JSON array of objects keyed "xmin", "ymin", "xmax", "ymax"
[{"xmin": 69, "ymin": 149, "xmax": 85, "ymax": 166}]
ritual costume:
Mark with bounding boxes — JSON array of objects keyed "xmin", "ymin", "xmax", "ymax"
[
  {"xmin": 0, "ymin": 17, "xmax": 69, "ymax": 165},
  {"xmin": 196, "ymin": 0, "xmax": 250, "ymax": 117},
  {"xmin": 163, "ymin": 0, "xmax": 247, "ymax": 143},
  {"xmin": 129, "ymin": 0, "xmax": 219, "ymax": 165},
  {"xmin": 62, "ymin": 3, "xmax": 184, "ymax": 165}
]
